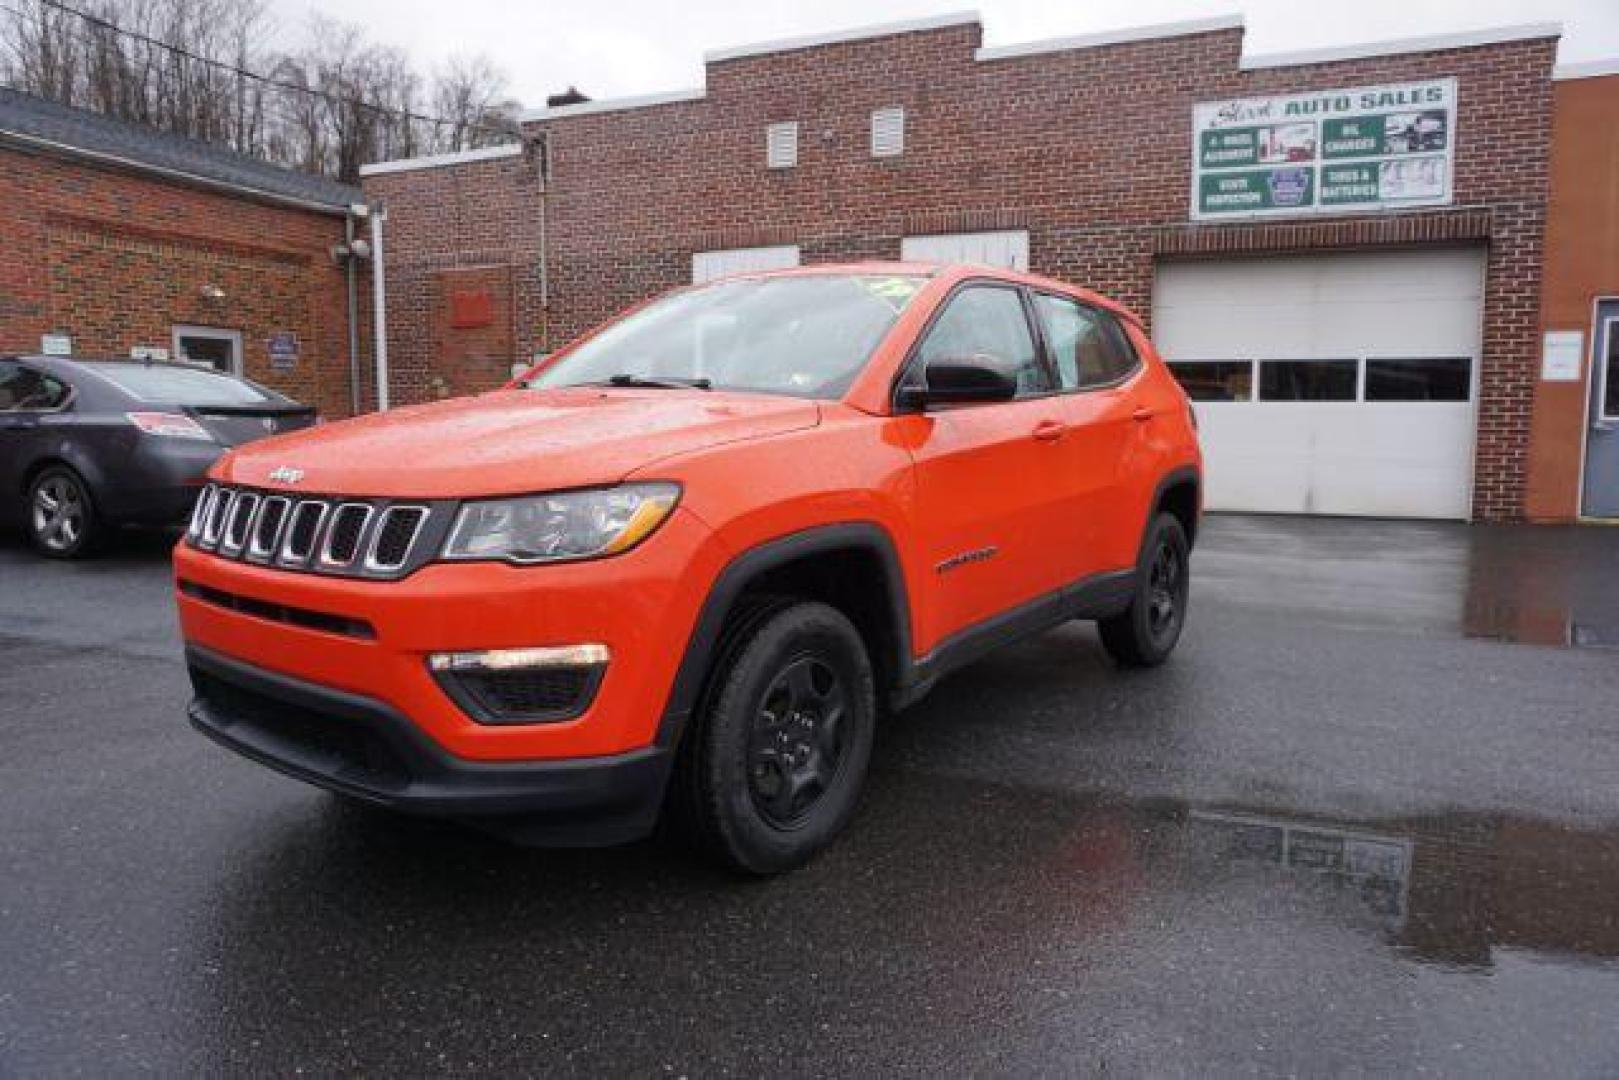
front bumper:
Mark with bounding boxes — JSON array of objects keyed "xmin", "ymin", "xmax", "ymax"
[
  {"xmin": 173, "ymin": 506, "xmax": 726, "ymax": 762},
  {"xmin": 187, "ymin": 645, "xmax": 671, "ymax": 844}
]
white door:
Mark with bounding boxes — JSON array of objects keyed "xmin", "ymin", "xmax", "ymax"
[
  {"xmin": 901, "ymin": 230, "xmax": 1029, "ymax": 271},
  {"xmin": 1153, "ymin": 249, "xmax": 1485, "ymax": 519},
  {"xmin": 691, "ymin": 245, "xmax": 800, "ymax": 284}
]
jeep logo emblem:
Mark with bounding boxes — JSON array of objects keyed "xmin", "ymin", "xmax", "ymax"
[{"xmin": 268, "ymin": 466, "xmax": 304, "ymax": 484}]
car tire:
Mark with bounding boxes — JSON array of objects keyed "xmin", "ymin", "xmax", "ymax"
[
  {"xmin": 670, "ymin": 598, "xmax": 876, "ymax": 875},
  {"xmin": 27, "ymin": 466, "xmax": 100, "ymax": 559},
  {"xmin": 1098, "ymin": 512, "xmax": 1190, "ymax": 668}
]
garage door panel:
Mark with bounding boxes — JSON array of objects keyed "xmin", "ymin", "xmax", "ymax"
[{"xmin": 1157, "ymin": 250, "xmax": 1484, "ymax": 520}]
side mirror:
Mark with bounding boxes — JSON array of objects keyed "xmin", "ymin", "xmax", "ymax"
[{"xmin": 898, "ymin": 354, "xmax": 1020, "ymax": 411}]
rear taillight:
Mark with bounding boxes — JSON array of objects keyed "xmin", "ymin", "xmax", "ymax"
[{"xmin": 127, "ymin": 412, "xmax": 214, "ymax": 441}]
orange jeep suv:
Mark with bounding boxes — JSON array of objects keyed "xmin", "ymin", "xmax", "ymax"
[{"xmin": 175, "ymin": 264, "xmax": 1201, "ymax": 873}]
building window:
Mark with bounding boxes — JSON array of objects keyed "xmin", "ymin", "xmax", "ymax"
[
  {"xmin": 1167, "ymin": 361, "xmax": 1254, "ymax": 402},
  {"xmin": 1364, "ymin": 358, "xmax": 1472, "ymax": 402},
  {"xmin": 172, "ymin": 325, "xmax": 243, "ymax": 376},
  {"xmin": 691, "ymin": 245, "xmax": 801, "ymax": 284},
  {"xmin": 1258, "ymin": 359, "xmax": 1358, "ymax": 402},
  {"xmin": 871, "ymin": 107, "xmax": 904, "ymax": 158},
  {"xmin": 899, "ymin": 230, "xmax": 1028, "ymax": 271},
  {"xmin": 766, "ymin": 122, "xmax": 798, "ymax": 169}
]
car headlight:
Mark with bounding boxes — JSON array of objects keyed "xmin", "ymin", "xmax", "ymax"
[{"xmin": 441, "ymin": 483, "xmax": 680, "ymax": 564}]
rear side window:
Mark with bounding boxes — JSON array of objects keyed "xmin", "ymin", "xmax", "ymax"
[
  {"xmin": 916, "ymin": 286, "xmax": 1051, "ymax": 398},
  {"xmin": 90, "ymin": 364, "xmax": 268, "ymax": 405},
  {"xmin": 0, "ymin": 363, "xmax": 70, "ymax": 410},
  {"xmin": 1033, "ymin": 294, "xmax": 1140, "ymax": 389}
]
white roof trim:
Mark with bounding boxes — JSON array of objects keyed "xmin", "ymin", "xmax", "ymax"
[
  {"xmin": 705, "ymin": 10, "xmax": 979, "ymax": 63},
  {"xmin": 974, "ymin": 15, "xmax": 1243, "ymax": 62},
  {"xmin": 1242, "ymin": 22, "xmax": 1561, "ymax": 70},
  {"xmin": 360, "ymin": 143, "xmax": 522, "ymax": 177},
  {"xmin": 1555, "ymin": 58, "xmax": 1619, "ymax": 81},
  {"xmin": 520, "ymin": 88, "xmax": 706, "ymax": 122}
]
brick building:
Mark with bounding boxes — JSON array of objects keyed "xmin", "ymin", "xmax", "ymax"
[
  {"xmin": 361, "ymin": 13, "xmax": 1575, "ymax": 522},
  {"xmin": 1523, "ymin": 63, "xmax": 1619, "ymax": 522},
  {"xmin": 0, "ymin": 88, "xmax": 373, "ymax": 419}
]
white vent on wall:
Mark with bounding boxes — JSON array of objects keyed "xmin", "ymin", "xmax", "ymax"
[
  {"xmin": 766, "ymin": 122, "xmax": 798, "ymax": 169},
  {"xmin": 871, "ymin": 107, "xmax": 905, "ymax": 158}
]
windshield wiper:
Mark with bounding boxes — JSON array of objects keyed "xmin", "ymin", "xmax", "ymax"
[{"xmin": 604, "ymin": 373, "xmax": 713, "ymax": 391}]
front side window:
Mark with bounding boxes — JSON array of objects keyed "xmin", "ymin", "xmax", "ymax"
[
  {"xmin": 529, "ymin": 274, "xmax": 926, "ymax": 400},
  {"xmin": 916, "ymin": 286, "xmax": 1050, "ymax": 398}
]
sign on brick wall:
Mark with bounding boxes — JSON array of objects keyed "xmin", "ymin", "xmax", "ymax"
[
  {"xmin": 267, "ymin": 331, "xmax": 299, "ymax": 371},
  {"xmin": 1192, "ymin": 79, "xmax": 1457, "ymax": 221}
]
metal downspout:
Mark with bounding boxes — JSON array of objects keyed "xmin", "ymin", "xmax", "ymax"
[{"xmin": 371, "ymin": 206, "xmax": 390, "ymax": 410}]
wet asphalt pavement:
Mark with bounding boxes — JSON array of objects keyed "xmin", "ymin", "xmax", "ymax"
[{"xmin": 2, "ymin": 515, "xmax": 1618, "ymax": 1076}]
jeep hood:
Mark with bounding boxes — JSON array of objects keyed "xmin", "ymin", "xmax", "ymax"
[{"xmin": 217, "ymin": 387, "xmax": 821, "ymax": 498}]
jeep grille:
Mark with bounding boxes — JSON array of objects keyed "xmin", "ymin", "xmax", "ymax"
[{"xmin": 187, "ymin": 484, "xmax": 439, "ymax": 580}]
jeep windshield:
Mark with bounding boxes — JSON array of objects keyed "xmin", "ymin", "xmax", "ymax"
[{"xmin": 525, "ymin": 273, "xmax": 927, "ymax": 400}]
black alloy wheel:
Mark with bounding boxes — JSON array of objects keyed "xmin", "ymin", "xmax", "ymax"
[
  {"xmin": 747, "ymin": 656, "xmax": 851, "ymax": 828},
  {"xmin": 1098, "ymin": 512, "xmax": 1190, "ymax": 668}
]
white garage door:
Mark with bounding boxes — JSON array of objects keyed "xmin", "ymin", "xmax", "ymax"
[
  {"xmin": 901, "ymin": 230, "xmax": 1029, "ymax": 271},
  {"xmin": 692, "ymin": 245, "xmax": 800, "ymax": 284},
  {"xmin": 1153, "ymin": 249, "xmax": 1485, "ymax": 519}
]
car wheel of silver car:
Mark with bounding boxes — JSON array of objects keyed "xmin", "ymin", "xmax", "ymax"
[
  {"xmin": 28, "ymin": 466, "xmax": 99, "ymax": 559},
  {"xmin": 671, "ymin": 598, "xmax": 876, "ymax": 875}
]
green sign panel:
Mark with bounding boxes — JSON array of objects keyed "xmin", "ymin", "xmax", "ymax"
[
  {"xmin": 1199, "ymin": 168, "xmax": 1316, "ymax": 213},
  {"xmin": 1322, "ymin": 117, "xmax": 1382, "ymax": 159},
  {"xmin": 1320, "ymin": 164, "xmax": 1380, "ymax": 205},
  {"xmin": 1199, "ymin": 127, "xmax": 1260, "ymax": 169},
  {"xmin": 1192, "ymin": 79, "xmax": 1456, "ymax": 219}
]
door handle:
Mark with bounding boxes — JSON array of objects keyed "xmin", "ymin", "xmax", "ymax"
[
  {"xmin": 1132, "ymin": 407, "xmax": 1157, "ymax": 423},
  {"xmin": 1032, "ymin": 420, "xmax": 1068, "ymax": 442}
]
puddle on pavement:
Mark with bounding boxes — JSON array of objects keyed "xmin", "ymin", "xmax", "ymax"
[
  {"xmin": 1459, "ymin": 522, "xmax": 1619, "ymax": 650},
  {"xmin": 1175, "ymin": 801, "xmax": 1619, "ymax": 968}
]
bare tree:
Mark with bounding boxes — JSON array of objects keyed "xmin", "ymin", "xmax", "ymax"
[
  {"xmin": 0, "ymin": 0, "xmax": 522, "ymax": 182},
  {"xmin": 433, "ymin": 53, "xmax": 519, "ymax": 151}
]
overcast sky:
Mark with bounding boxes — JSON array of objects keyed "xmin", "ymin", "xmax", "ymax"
[{"xmin": 273, "ymin": 0, "xmax": 1618, "ymax": 107}]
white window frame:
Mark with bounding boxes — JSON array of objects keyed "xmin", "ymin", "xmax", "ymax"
[
  {"xmin": 171, "ymin": 325, "xmax": 243, "ymax": 376},
  {"xmin": 900, "ymin": 230, "xmax": 1029, "ymax": 272},
  {"xmin": 765, "ymin": 122, "xmax": 799, "ymax": 169},
  {"xmin": 871, "ymin": 106, "xmax": 905, "ymax": 158},
  {"xmin": 691, "ymin": 245, "xmax": 801, "ymax": 285}
]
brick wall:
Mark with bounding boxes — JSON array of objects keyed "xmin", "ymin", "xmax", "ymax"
[
  {"xmin": 1525, "ymin": 73, "xmax": 1619, "ymax": 521},
  {"xmin": 364, "ymin": 20, "xmax": 1557, "ymax": 520},
  {"xmin": 0, "ymin": 143, "xmax": 367, "ymax": 419},
  {"xmin": 364, "ymin": 150, "xmax": 544, "ymax": 405}
]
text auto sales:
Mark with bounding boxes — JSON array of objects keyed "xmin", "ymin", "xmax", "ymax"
[{"xmin": 1211, "ymin": 84, "xmax": 1447, "ymax": 128}]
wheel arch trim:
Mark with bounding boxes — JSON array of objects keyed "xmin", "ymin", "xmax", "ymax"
[{"xmin": 655, "ymin": 522, "xmax": 914, "ymax": 749}]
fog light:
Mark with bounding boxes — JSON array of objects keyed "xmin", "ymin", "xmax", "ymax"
[
  {"xmin": 428, "ymin": 645, "xmax": 609, "ymax": 725},
  {"xmin": 428, "ymin": 644, "xmax": 610, "ymax": 672}
]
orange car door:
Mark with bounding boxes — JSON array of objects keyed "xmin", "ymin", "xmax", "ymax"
[
  {"xmin": 894, "ymin": 284, "xmax": 1079, "ymax": 647},
  {"xmin": 1032, "ymin": 292, "xmax": 1149, "ymax": 580}
]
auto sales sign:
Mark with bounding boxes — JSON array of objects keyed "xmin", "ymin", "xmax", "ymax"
[{"xmin": 1191, "ymin": 79, "xmax": 1457, "ymax": 220}]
